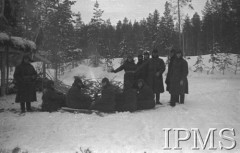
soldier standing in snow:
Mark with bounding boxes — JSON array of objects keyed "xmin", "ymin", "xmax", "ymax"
[
  {"xmin": 14, "ymin": 55, "xmax": 37, "ymax": 113},
  {"xmin": 111, "ymin": 54, "xmax": 137, "ymax": 89},
  {"xmin": 143, "ymin": 51, "xmax": 150, "ymax": 62},
  {"xmin": 169, "ymin": 50, "xmax": 188, "ymax": 107},
  {"xmin": 137, "ymin": 54, "xmax": 144, "ymax": 67},
  {"xmin": 134, "ymin": 54, "xmax": 144, "ymax": 87},
  {"xmin": 135, "ymin": 49, "xmax": 165, "ymax": 105},
  {"xmin": 165, "ymin": 49, "xmax": 177, "ymax": 102},
  {"xmin": 135, "ymin": 51, "xmax": 150, "ymax": 84}
]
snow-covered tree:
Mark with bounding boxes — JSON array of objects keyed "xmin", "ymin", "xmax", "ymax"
[
  {"xmin": 87, "ymin": 0, "xmax": 104, "ymax": 55},
  {"xmin": 86, "ymin": 0, "xmax": 105, "ymax": 67},
  {"xmin": 119, "ymin": 39, "xmax": 131, "ymax": 64},
  {"xmin": 208, "ymin": 42, "xmax": 220, "ymax": 74},
  {"xmin": 193, "ymin": 55, "xmax": 205, "ymax": 73},
  {"xmin": 233, "ymin": 54, "xmax": 240, "ymax": 75},
  {"xmin": 75, "ymin": 12, "xmax": 83, "ymax": 30},
  {"xmin": 104, "ymin": 52, "xmax": 114, "ymax": 72},
  {"xmin": 158, "ymin": 2, "xmax": 175, "ymax": 55},
  {"xmin": 216, "ymin": 53, "xmax": 232, "ymax": 75}
]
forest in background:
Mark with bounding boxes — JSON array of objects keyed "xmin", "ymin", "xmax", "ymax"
[{"xmin": 1, "ymin": 0, "xmax": 240, "ymax": 64}]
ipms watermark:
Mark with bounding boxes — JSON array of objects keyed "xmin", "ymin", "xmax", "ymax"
[{"xmin": 163, "ymin": 128, "xmax": 237, "ymax": 150}]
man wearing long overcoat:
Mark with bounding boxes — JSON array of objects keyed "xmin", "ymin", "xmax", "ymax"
[
  {"xmin": 169, "ymin": 50, "xmax": 189, "ymax": 107},
  {"xmin": 165, "ymin": 49, "xmax": 176, "ymax": 102},
  {"xmin": 14, "ymin": 55, "xmax": 37, "ymax": 113},
  {"xmin": 136, "ymin": 49, "xmax": 165, "ymax": 104},
  {"xmin": 112, "ymin": 55, "xmax": 137, "ymax": 89}
]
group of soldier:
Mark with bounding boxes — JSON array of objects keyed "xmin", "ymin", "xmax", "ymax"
[{"xmin": 13, "ymin": 48, "xmax": 188, "ymax": 113}]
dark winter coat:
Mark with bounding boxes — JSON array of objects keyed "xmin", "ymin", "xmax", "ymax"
[
  {"xmin": 136, "ymin": 57, "xmax": 165, "ymax": 93},
  {"xmin": 66, "ymin": 83, "xmax": 92, "ymax": 109},
  {"xmin": 91, "ymin": 84, "xmax": 116, "ymax": 112},
  {"xmin": 165, "ymin": 56, "xmax": 176, "ymax": 92},
  {"xmin": 115, "ymin": 88, "xmax": 137, "ymax": 112},
  {"xmin": 169, "ymin": 57, "xmax": 189, "ymax": 95},
  {"xmin": 136, "ymin": 81, "xmax": 155, "ymax": 110},
  {"xmin": 113, "ymin": 60, "xmax": 137, "ymax": 89},
  {"xmin": 14, "ymin": 62, "xmax": 37, "ymax": 103},
  {"xmin": 135, "ymin": 59, "xmax": 145, "ymax": 82},
  {"xmin": 42, "ymin": 88, "xmax": 66, "ymax": 112}
]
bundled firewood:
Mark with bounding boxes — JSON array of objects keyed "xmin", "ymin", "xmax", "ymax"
[
  {"xmin": 80, "ymin": 76, "xmax": 123, "ymax": 98},
  {"xmin": 53, "ymin": 75, "xmax": 123, "ymax": 98}
]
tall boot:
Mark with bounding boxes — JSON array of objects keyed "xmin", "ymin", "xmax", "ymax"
[
  {"xmin": 170, "ymin": 94, "xmax": 174, "ymax": 102},
  {"xmin": 170, "ymin": 95, "xmax": 177, "ymax": 107},
  {"xmin": 20, "ymin": 102, "xmax": 26, "ymax": 113},
  {"xmin": 180, "ymin": 94, "xmax": 185, "ymax": 104},
  {"xmin": 26, "ymin": 102, "xmax": 32, "ymax": 112},
  {"xmin": 155, "ymin": 93, "xmax": 162, "ymax": 105}
]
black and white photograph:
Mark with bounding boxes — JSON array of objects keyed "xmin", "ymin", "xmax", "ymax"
[{"xmin": 0, "ymin": 0, "xmax": 240, "ymax": 152}]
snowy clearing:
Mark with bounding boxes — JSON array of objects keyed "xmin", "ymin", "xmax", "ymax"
[{"xmin": 0, "ymin": 55, "xmax": 240, "ymax": 153}]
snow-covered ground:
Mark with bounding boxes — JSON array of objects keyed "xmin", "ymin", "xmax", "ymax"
[{"xmin": 0, "ymin": 55, "xmax": 240, "ymax": 153}]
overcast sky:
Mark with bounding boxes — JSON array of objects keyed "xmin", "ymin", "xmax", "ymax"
[{"xmin": 71, "ymin": 0, "xmax": 207, "ymax": 25}]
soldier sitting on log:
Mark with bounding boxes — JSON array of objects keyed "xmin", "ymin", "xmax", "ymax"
[
  {"xmin": 90, "ymin": 78, "xmax": 116, "ymax": 113},
  {"xmin": 136, "ymin": 79, "xmax": 155, "ymax": 110},
  {"xmin": 66, "ymin": 76, "xmax": 92, "ymax": 109},
  {"xmin": 115, "ymin": 80, "xmax": 137, "ymax": 112},
  {"xmin": 42, "ymin": 80, "xmax": 66, "ymax": 112}
]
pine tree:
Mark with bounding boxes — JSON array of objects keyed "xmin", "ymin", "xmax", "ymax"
[
  {"xmin": 146, "ymin": 10, "xmax": 160, "ymax": 51},
  {"xmin": 193, "ymin": 55, "xmax": 205, "ymax": 73},
  {"xmin": 0, "ymin": 0, "xmax": 19, "ymax": 28},
  {"xmin": 202, "ymin": 0, "xmax": 215, "ymax": 54},
  {"xmin": 75, "ymin": 12, "xmax": 83, "ymax": 30},
  {"xmin": 182, "ymin": 15, "xmax": 193, "ymax": 55},
  {"xmin": 119, "ymin": 39, "xmax": 130, "ymax": 64},
  {"xmin": 87, "ymin": 0, "xmax": 104, "ymax": 66},
  {"xmin": 158, "ymin": 2, "xmax": 175, "ymax": 55},
  {"xmin": 216, "ymin": 52, "xmax": 232, "ymax": 75},
  {"xmin": 191, "ymin": 13, "xmax": 201, "ymax": 55},
  {"xmin": 40, "ymin": 0, "xmax": 76, "ymax": 80},
  {"xmin": 171, "ymin": 0, "xmax": 193, "ymax": 54},
  {"xmin": 208, "ymin": 42, "xmax": 220, "ymax": 74},
  {"xmin": 234, "ymin": 54, "xmax": 240, "ymax": 75}
]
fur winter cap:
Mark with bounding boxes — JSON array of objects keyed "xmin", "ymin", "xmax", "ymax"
[
  {"xmin": 176, "ymin": 49, "xmax": 183, "ymax": 54},
  {"xmin": 143, "ymin": 51, "xmax": 150, "ymax": 56},
  {"xmin": 102, "ymin": 77, "xmax": 110, "ymax": 84},
  {"xmin": 21, "ymin": 54, "xmax": 32, "ymax": 63},
  {"xmin": 73, "ymin": 76, "xmax": 83, "ymax": 84}
]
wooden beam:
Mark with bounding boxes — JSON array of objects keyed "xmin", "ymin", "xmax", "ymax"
[
  {"xmin": 0, "ymin": 48, "xmax": 6, "ymax": 96},
  {"xmin": 6, "ymin": 45, "xmax": 9, "ymax": 94}
]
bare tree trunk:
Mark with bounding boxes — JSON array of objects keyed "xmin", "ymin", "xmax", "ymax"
[
  {"xmin": 55, "ymin": 63, "xmax": 58, "ymax": 81},
  {"xmin": 6, "ymin": 45, "xmax": 9, "ymax": 94},
  {"xmin": 235, "ymin": 55, "xmax": 239, "ymax": 75},
  {"xmin": 1, "ymin": 48, "xmax": 7, "ymax": 96},
  {"xmin": 43, "ymin": 62, "xmax": 46, "ymax": 78},
  {"xmin": 178, "ymin": 0, "xmax": 182, "ymax": 52}
]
